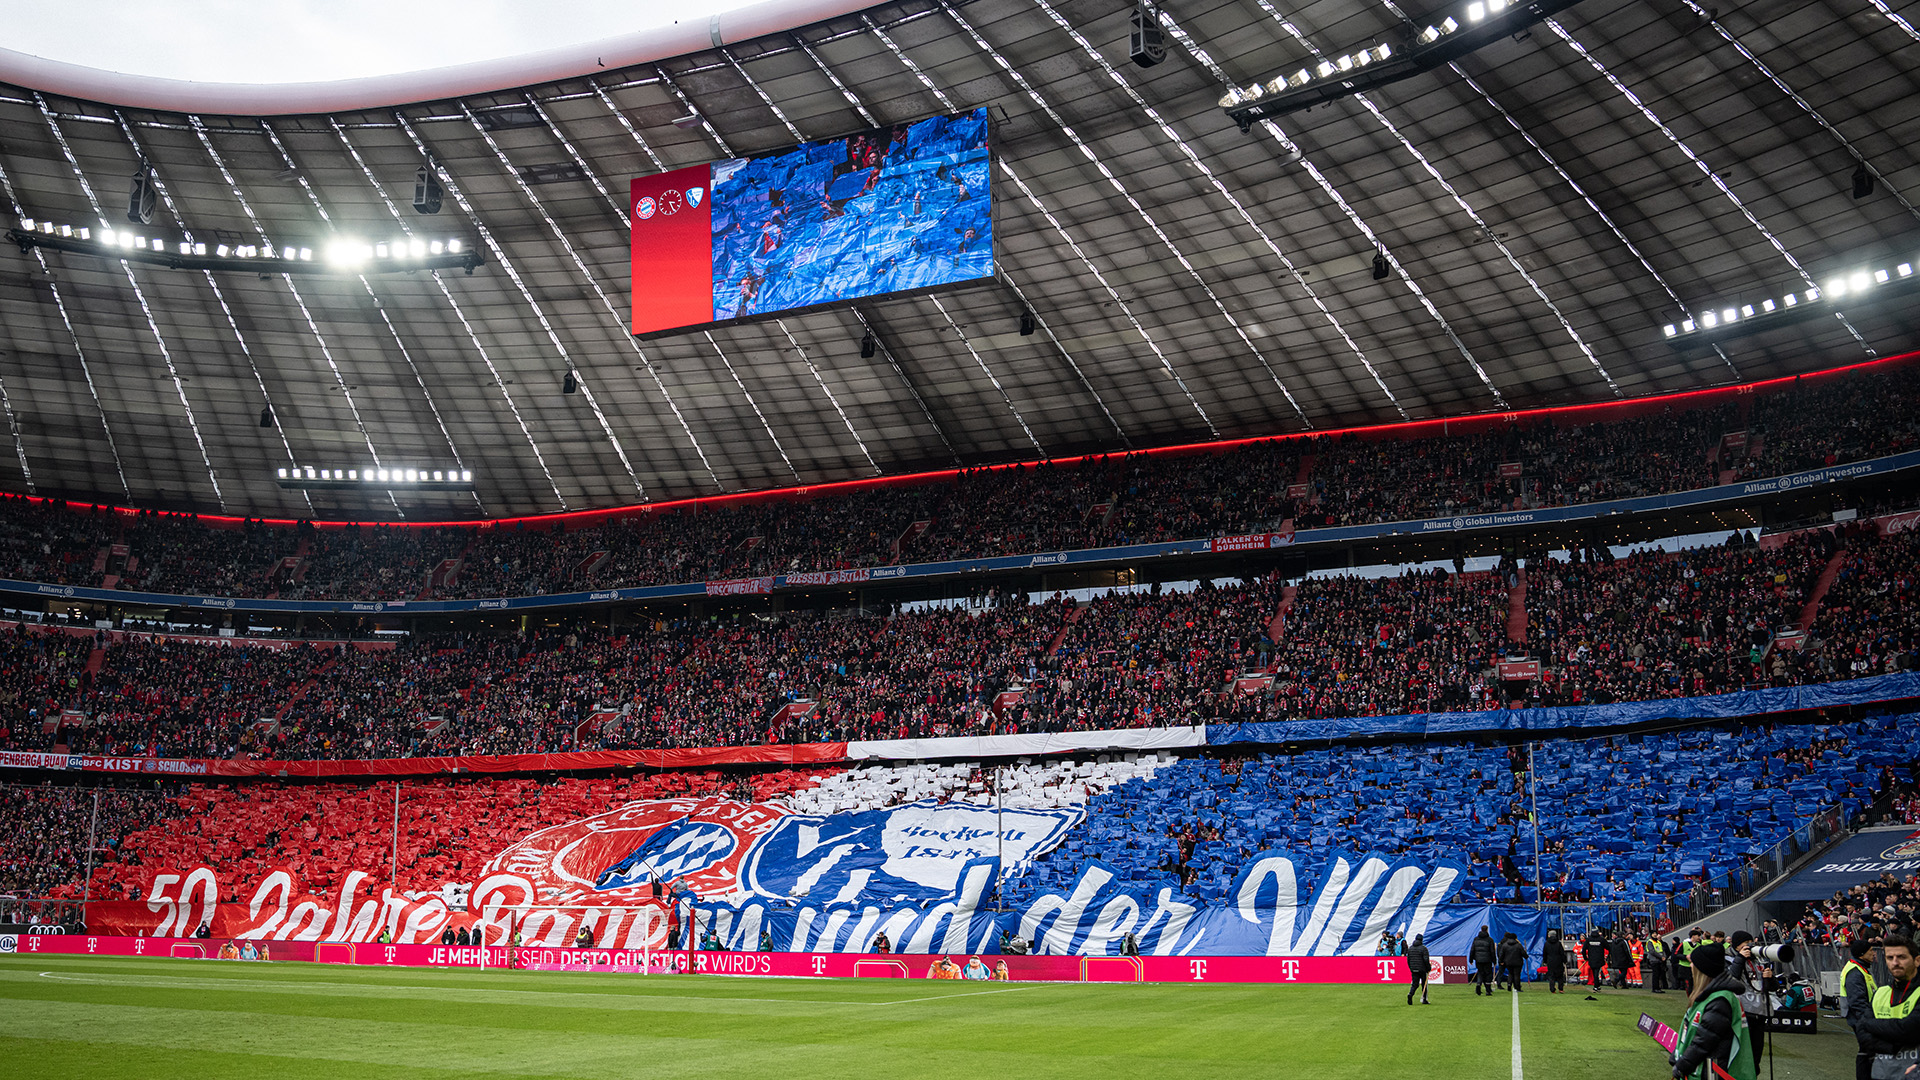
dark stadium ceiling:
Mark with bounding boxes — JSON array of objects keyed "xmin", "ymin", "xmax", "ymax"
[{"xmin": 0, "ymin": 0, "xmax": 1916, "ymax": 520}]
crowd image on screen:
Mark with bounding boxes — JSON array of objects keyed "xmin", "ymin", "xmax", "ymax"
[{"xmin": 711, "ymin": 109, "xmax": 992, "ymax": 321}]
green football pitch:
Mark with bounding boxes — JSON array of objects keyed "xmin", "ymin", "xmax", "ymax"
[{"xmin": 0, "ymin": 955, "xmax": 1863, "ymax": 1079}]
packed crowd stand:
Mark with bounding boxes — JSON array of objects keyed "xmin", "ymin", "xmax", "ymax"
[
  {"xmin": 2, "ymin": 714, "xmax": 1907, "ymax": 932},
  {"xmin": 1007, "ymin": 716, "xmax": 1913, "ymax": 910},
  {"xmin": 0, "ymin": 519, "xmax": 1915, "ymax": 761},
  {"xmin": 2, "ymin": 366, "xmax": 1917, "ymax": 603}
]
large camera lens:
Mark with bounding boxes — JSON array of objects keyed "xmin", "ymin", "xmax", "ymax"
[{"xmin": 1755, "ymin": 943, "xmax": 1795, "ymax": 964}]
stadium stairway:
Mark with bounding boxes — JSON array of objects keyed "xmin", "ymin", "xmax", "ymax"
[
  {"xmin": 274, "ymin": 654, "xmax": 340, "ymax": 721},
  {"xmin": 1794, "ymin": 548, "xmax": 1850, "ymax": 632},
  {"xmin": 1268, "ymin": 585, "xmax": 1297, "ymax": 645},
  {"xmin": 85, "ymin": 643, "xmax": 106, "ymax": 676},
  {"xmin": 1047, "ymin": 604, "xmax": 1085, "ymax": 657},
  {"xmin": 1506, "ymin": 567, "xmax": 1528, "ymax": 644}
]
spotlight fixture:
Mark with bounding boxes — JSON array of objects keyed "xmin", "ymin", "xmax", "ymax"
[
  {"xmin": 259, "ymin": 407, "xmax": 275, "ymax": 428},
  {"xmin": 276, "ymin": 465, "xmax": 474, "ymax": 490},
  {"xmin": 1018, "ymin": 310, "xmax": 1037, "ymax": 336},
  {"xmin": 859, "ymin": 332, "xmax": 877, "ymax": 358},
  {"xmin": 6, "ymin": 217, "xmax": 482, "ymax": 276},
  {"xmin": 1852, "ymin": 161, "xmax": 1875, "ymax": 200},
  {"xmin": 1663, "ymin": 254, "xmax": 1919, "ymax": 349},
  {"xmin": 413, "ymin": 155, "xmax": 443, "ymax": 215},
  {"xmin": 128, "ymin": 158, "xmax": 157, "ymax": 226},
  {"xmin": 1372, "ymin": 251, "xmax": 1391, "ymax": 280},
  {"xmin": 671, "ymin": 112, "xmax": 705, "ymax": 130},
  {"xmin": 1219, "ymin": 0, "xmax": 1581, "ymax": 126},
  {"xmin": 563, "ymin": 371, "xmax": 578, "ymax": 394}
]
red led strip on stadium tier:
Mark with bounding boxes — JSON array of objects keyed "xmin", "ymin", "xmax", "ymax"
[{"xmin": 16, "ymin": 348, "xmax": 1917, "ymax": 533}]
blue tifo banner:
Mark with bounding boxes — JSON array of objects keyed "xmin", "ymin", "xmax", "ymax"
[
  {"xmin": 5, "ymin": 448, "xmax": 1916, "ymax": 615},
  {"xmin": 1763, "ymin": 826, "xmax": 1920, "ymax": 901},
  {"xmin": 474, "ymin": 796, "xmax": 1469, "ymax": 956},
  {"xmin": 682, "ymin": 850, "xmax": 1466, "ymax": 957},
  {"xmin": 1207, "ymin": 671, "xmax": 1920, "ymax": 745}
]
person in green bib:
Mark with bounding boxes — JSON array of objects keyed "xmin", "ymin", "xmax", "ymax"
[
  {"xmin": 1857, "ymin": 934, "xmax": 1920, "ymax": 1080},
  {"xmin": 1845, "ymin": 937, "xmax": 1884, "ymax": 1080},
  {"xmin": 1670, "ymin": 943, "xmax": 1758, "ymax": 1080}
]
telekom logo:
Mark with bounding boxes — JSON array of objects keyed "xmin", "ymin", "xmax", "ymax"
[
  {"xmin": 86, "ymin": 937, "xmax": 98, "ymax": 953},
  {"xmin": 1376, "ymin": 960, "xmax": 1396, "ymax": 982},
  {"xmin": 134, "ymin": 939, "xmax": 146, "ymax": 955},
  {"xmin": 810, "ymin": 956, "xmax": 827, "ymax": 975},
  {"xmin": 384, "ymin": 946, "xmax": 397, "ymax": 964},
  {"xmin": 1280, "ymin": 959, "xmax": 1301, "ymax": 981},
  {"xmin": 1188, "ymin": 960, "xmax": 1208, "ymax": 981}
]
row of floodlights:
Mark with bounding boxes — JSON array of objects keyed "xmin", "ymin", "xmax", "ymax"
[
  {"xmin": 1664, "ymin": 262, "xmax": 1914, "ymax": 337},
  {"xmin": 1218, "ymin": 43, "xmax": 1395, "ymax": 108},
  {"xmin": 17, "ymin": 218, "xmax": 463, "ymax": 265},
  {"xmin": 277, "ymin": 466, "xmax": 473, "ymax": 483},
  {"xmin": 1216, "ymin": 0, "xmax": 1528, "ymax": 110}
]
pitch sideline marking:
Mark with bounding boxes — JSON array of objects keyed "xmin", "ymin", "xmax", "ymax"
[
  {"xmin": 1511, "ymin": 987, "xmax": 1524, "ymax": 1080},
  {"xmin": 35, "ymin": 967, "xmax": 1051, "ymax": 1007}
]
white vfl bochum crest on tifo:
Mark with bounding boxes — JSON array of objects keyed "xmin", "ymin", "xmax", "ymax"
[{"xmin": 593, "ymin": 819, "xmax": 738, "ymax": 889}]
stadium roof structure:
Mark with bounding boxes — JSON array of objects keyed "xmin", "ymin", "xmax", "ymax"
[{"xmin": 0, "ymin": 0, "xmax": 1915, "ymax": 520}]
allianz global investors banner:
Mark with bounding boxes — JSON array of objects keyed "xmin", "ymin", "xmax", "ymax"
[
  {"xmin": 95, "ymin": 793, "xmax": 1467, "ymax": 957},
  {"xmin": 630, "ymin": 109, "xmax": 993, "ymax": 335}
]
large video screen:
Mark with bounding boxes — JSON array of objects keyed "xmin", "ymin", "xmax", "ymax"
[{"xmin": 630, "ymin": 108, "xmax": 992, "ymax": 336}]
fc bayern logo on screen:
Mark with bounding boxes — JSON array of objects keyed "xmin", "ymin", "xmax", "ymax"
[{"xmin": 635, "ymin": 196, "xmax": 656, "ymax": 221}]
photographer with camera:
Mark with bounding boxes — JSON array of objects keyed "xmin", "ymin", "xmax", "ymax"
[
  {"xmin": 1671, "ymin": 943, "xmax": 1760, "ymax": 1080},
  {"xmin": 1857, "ymin": 934, "xmax": 1920, "ymax": 1080},
  {"xmin": 1729, "ymin": 931, "xmax": 1774, "ymax": 1062}
]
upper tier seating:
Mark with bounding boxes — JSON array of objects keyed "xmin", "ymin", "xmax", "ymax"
[{"xmin": 2, "ymin": 363, "xmax": 1915, "ymax": 602}]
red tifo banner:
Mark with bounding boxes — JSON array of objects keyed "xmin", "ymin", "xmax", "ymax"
[
  {"xmin": 6, "ymin": 934, "xmax": 1411, "ymax": 985},
  {"xmin": 0, "ymin": 743, "xmax": 849, "ymax": 779}
]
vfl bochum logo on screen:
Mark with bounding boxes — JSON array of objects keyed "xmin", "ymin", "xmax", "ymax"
[
  {"xmin": 592, "ymin": 819, "xmax": 738, "ymax": 889},
  {"xmin": 634, "ymin": 189, "xmax": 705, "ymax": 224}
]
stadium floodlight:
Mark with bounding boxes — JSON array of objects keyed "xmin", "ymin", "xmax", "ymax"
[
  {"xmin": 5, "ymin": 220, "xmax": 481, "ymax": 275},
  {"xmin": 1221, "ymin": 0, "xmax": 1576, "ymax": 124},
  {"xmin": 278, "ymin": 465, "xmax": 472, "ymax": 490},
  {"xmin": 1666, "ymin": 253, "xmax": 1920, "ymax": 349}
]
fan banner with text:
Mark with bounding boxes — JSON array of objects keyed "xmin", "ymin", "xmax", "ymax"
[
  {"xmin": 90, "ymin": 795, "xmax": 1465, "ymax": 957},
  {"xmin": 630, "ymin": 108, "xmax": 992, "ymax": 335}
]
